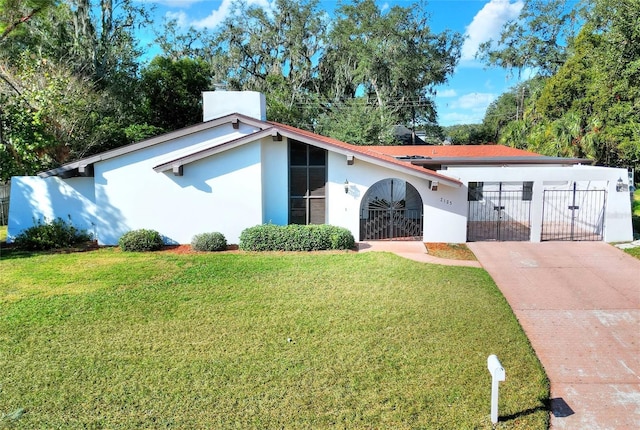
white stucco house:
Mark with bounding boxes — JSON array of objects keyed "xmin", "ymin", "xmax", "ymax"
[{"xmin": 7, "ymin": 91, "xmax": 634, "ymax": 245}]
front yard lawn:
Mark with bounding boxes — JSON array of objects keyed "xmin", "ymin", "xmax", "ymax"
[{"xmin": 0, "ymin": 248, "xmax": 548, "ymax": 428}]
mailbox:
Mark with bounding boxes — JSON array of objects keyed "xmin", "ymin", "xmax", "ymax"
[
  {"xmin": 487, "ymin": 355, "xmax": 506, "ymax": 424},
  {"xmin": 487, "ymin": 354, "xmax": 505, "ymax": 381}
]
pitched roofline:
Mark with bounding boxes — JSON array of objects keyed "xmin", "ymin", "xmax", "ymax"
[
  {"xmin": 268, "ymin": 125, "xmax": 462, "ymax": 187},
  {"xmin": 38, "ymin": 113, "xmax": 266, "ymax": 178},
  {"xmin": 38, "ymin": 113, "xmax": 462, "ymax": 187},
  {"xmin": 410, "ymin": 156, "xmax": 592, "ymax": 166},
  {"xmin": 153, "ymin": 127, "xmax": 279, "ymax": 173}
]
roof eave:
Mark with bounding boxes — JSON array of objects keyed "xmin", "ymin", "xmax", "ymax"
[
  {"xmin": 38, "ymin": 113, "xmax": 270, "ymax": 178},
  {"xmin": 410, "ymin": 156, "xmax": 592, "ymax": 167},
  {"xmin": 273, "ymin": 129, "xmax": 462, "ymax": 188},
  {"xmin": 153, "ymin": 127, "xmax": 278, "ymax": 173}
]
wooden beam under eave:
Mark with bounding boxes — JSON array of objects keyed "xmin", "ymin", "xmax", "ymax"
[
  {"xmin": 78, "ymin": 164, "xmax": 94, "ymax": 177},
  {"xmin": 232, "ymin": 118, "xmax": 239, "ymax": 129},
  {"xmin": 172, "ymin": 165, "xmax": 183, "ymax": 176},
  {"xmin": 271, "ymin": 131, "xmax": 282, "ymax": 141},
  {"xmin": 346, "ymin": 154, "xmax": 354, "ymax": 165}
]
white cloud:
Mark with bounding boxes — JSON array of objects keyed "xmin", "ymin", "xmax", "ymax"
[
  {"xmin": 165, "ymin": 10, "xmax": 189, "ymax": 27},
  {"xmin": 451, "ymin": 92, "xmax": 496, "ymax": 110},
  {"xmin": 191, "ymin": 0, "xmax": 272, "ymax": 29},
  {"xmin": 440, "ymin": 112, "xmax": 485, "ymax": 126},
  {"xmin": 461, "ymin": 0, "xmax": 524, "ymax": 61},
  {"xmin": 438, "ymin": 89, "xmax": 457, "ymax": 98},
  {"xmin": 437, "ymin": 92, "xmax": 496, "ymax": 126},
  {"xmin": 138, "ymin": 0, "xmax": 204, "ymax": 7}
]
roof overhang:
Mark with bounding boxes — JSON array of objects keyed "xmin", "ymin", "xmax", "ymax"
[
  {"xmin": 38, "ymin": 113, "xmax": 266, "ymax": 178},
  {"xmin": 272, "ymin": 128, "xmax": 462, "ymax": 188},
  {"xmin": 153, "ymin": 128, "xmax": 279, "ymax": 174},
  {"xmin": 38, "ymin": 113, "xmax": 463, "ymax": 188},
  {"xmin": 409, "ymin": 156, "xmax": 592, "ymax": 167}
]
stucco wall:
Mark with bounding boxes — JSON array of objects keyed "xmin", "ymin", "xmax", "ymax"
[
  {"xmin": 445, "ymin": 165, "xmax": 633, "ymax": 243},
  {"xmin": 261, "ymin": 139, "xmax": 288, "ymax": 226},
  {"xmin": 326, "ymin": 152, "xmax": 466, "ymax": 242},
  {"xmin": 8, "ymin": 122, "xmax": 263, "ymax": 246},
  {"xmin": 94, "ymin": 127, "xmax": 263, "ymax": 245},
  {"xmin": 7, "ymin": 176, "xmax": 97, "ymax": 241},
  {"xmin": 8, "ymin": 127, "xmax": 632, "ymax": 246}
]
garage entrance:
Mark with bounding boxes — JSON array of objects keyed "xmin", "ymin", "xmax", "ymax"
[
  {"xmin": 542, "ymin": 183, "xmax": 606, "ymax": 241},
  {"xmin": 467, "ymin": 182, "xmax": 532, "ymax": 241},
  {"xmin": 360, "ymin": 178, "xmax": 423, "ymax": 240}
]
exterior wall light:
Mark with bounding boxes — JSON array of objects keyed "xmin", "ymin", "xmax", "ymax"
[
  {"xmin": 616, "ymin": 177, "xmax": 627, "ymax": 192},
  {"xmin": 344, "ymin": 179, "xmax": 350, "ymax": 194}
]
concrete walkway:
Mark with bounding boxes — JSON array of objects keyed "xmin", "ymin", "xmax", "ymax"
[
  {"xmin": 358, "ymin": 241, "xmax": 482, "ymax": 267},
  {"xmin": 468, "ymin": 242, "xmax": 640, "ymax": 430}
]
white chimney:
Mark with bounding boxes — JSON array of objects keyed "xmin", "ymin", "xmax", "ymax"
[{"xmin": 202, "ymin": 91, "xmax": 267, "ymax": 122}]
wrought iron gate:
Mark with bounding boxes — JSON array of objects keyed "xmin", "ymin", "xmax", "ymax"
[
  {"xmin": 467, "ymin": 182, "xmax": 532, "ymax": 241},
  {"xmin": 360, "ymin": 178, "xmax": 423, "ymax": 240},
  {"xmin": 360, "ymin": 208, "xmax": 423, "ymax": 240},
  {"xmin": 542, "ymin": 183, "xmax": 606, "ymax": 241}
]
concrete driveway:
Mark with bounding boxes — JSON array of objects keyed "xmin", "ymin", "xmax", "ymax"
[{"xmin": 467, "ymin": 242, "xmax": 640, "ymax": 429}]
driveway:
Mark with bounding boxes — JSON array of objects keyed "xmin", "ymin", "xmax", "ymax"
[{"xmin": 467, "ymin": 242, "xmax": 640, "ymax": 429}]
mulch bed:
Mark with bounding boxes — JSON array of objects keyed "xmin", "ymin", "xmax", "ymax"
[{"xmin": 424, "ymin": 242, "xmax": 477, "ymax": 260}]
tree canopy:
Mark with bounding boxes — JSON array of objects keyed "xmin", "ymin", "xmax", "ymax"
[
  {"xmin": 1, "ymin": 0, "xmax": 465, "ymax": 180},
  {"xmin": 2, "ymin": 0, "xmax": 637, "ymax": 181},
  {"xmin": 478, "ymin": 0, "xmax": 639, "ymax": 171}
]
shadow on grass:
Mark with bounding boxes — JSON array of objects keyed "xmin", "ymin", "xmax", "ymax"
[
  {"xmin": 0, "ymin": 242, "xmax": 100, "ymax": 260},
  {"xmin": 0, "ymin": 247, "xmax": 40, "ymax": 260},
  {"xmin": 500, "ymin": 397, "xmax": 574, "ymax": 422}
]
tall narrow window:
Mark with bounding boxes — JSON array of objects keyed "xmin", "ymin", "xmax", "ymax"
[{"xmin": 289, "ymin": 140, "xmax": 327, "ymax": 224}]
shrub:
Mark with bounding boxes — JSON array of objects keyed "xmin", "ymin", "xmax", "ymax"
[
  {"xmin": 118, "ymin": 229, "xmax": 164, "ymax": 252},
  {"xmin": 13, "ymin": 217, "xmax": 92, "ymax": 251},
  {"xmin": 239, "ymin": 224, "xmax": 355, "ymax": 251},
  {"xmin": 191, "ymin": 232, "xmax": 227, "ymax": 252}
]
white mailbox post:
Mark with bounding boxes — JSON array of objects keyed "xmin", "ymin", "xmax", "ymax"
[{"xmin": 487, "ymin": 354, "xmax": 506, "ymax": 424}]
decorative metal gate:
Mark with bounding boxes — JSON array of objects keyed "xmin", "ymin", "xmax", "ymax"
[
  {"xmin": 360, "ymin": 179, "xmax": 423, "ymax": 240},
  {"xmin": 0, "ymin": 182, "xmax": 9, "ymax": 226},
  {"xmin": 467, "ymin": 182, "xmax": 532, "ymax": 241},
  {"xmin": 542, "ymin": 183, "xmax": 606, "ymax": 241}
]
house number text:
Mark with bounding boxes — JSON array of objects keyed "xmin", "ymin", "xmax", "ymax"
[{"xmin": 440, "ymin": 197, "xmax": 453, "ymax": 205}]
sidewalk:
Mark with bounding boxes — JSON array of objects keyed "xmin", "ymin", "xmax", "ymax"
[{"xmin": 357, "ymin": 241, "xmax": 481, "ymax": 267}]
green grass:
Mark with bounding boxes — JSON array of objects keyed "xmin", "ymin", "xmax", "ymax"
[
  {"xmin": 624, "ymin": 246, "xmax": 640, "ymax": 259},
  {"xmin": 0, "ymin": 226, "xmax": 6, "ymax": 243},
  {"xmin": 631, "ymin": 189, "xmax": 640, "ymax": 255},
  {"xmin": 622, "ymin": 189, "xmax": 640, "ymax": 259},
  {"xmin": 0, "ymin": 249, "xmax": 548, "ymax": 429}
]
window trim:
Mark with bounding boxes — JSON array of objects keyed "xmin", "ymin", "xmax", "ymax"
[{"xmin": 288, "ymin": 140, "xmax": 327, "ymax": 225}]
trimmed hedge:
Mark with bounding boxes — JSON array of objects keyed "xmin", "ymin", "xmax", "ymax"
[
  {"xmin": 13, "ymin": 217, "xmax": 92, "ymax": 251},
  {"xmin": 118, "ymin": 229, "xmax": 164, "ymax": 252},
  {"xmin": 239, "ymin": 224, "xmax": 355, "ymax": 251},
  {"xmin": 191, "ymin": 232, "xmax": 227, "ymax": 252}
]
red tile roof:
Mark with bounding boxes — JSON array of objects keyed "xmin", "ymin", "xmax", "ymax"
[
  {"xmin": 42, "ymin": 113, "xmax": 543, "ymax": 184},
  {"xmin": 366, "ymin": 145, "xmax": 541, "ymax": 158},
  {"xmin": 267, "ymin": 121, "xmax": 463, "ymax": 186}
]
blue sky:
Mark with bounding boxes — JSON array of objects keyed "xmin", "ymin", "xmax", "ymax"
[{"xmin": 137, "ymin": 0, "xmax": 527, "ymax": 126}]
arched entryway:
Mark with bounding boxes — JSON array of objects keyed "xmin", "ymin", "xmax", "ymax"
[{"xmin": 360, "ymin": 178, "xmax": 423, "ymax": 240}]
